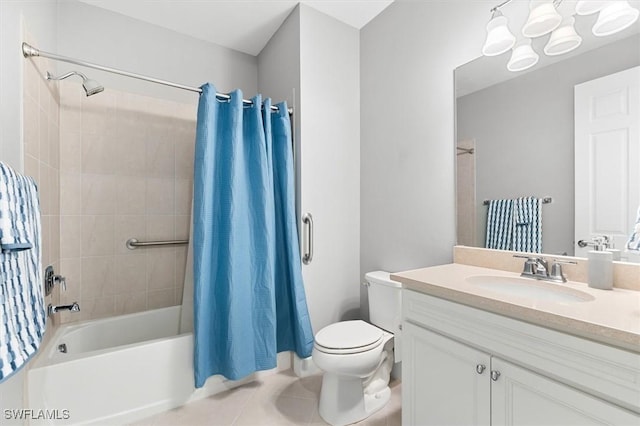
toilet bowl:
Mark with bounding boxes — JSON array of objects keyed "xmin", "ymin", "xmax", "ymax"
[
  {"xmin": 312, "ymin": 271, "xmax": 402, "ymax": 426},
  {"xmin": 313, "ymin": 320, "xmax": 394, "ymax": 426}
]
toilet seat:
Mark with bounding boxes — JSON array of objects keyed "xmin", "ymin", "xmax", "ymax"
[{"xmin": 314, "ymin": 320, "xmax": 384, "ymax": 355}]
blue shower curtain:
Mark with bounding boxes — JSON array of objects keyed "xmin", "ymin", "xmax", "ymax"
[{"xmin": 192, "ymin": 84, "xmax": 313, "ymax": 387}]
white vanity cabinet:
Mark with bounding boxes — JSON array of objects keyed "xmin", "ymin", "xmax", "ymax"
[{"xmin": 402, "ymin": 289, "xmax": 640, "ymax": 426}]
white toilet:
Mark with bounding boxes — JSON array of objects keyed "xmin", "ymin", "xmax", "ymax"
[{"xmin": 312, "ymin": 271, "xmax": 402, "ymax": 426}]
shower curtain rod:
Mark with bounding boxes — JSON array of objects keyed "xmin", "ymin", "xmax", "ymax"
[{"xmin": 21, "ymin": 42, "xmax": 291, "ymax": 114}]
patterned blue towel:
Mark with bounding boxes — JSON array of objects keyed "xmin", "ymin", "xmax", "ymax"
[
  {"xmin": 485, "ymin": 197, "xmax": 542, "ymax": 253},
  {"xmin": 486, "ymin": 199, "xmax": 514, "ymax": 250},
  {"xmin": 0, "ymin": 162, "xmax": 45, "ymax": 383},
  {"xmin": 513, "ymin": 197, "xmax": 542, "ymax": 253}
]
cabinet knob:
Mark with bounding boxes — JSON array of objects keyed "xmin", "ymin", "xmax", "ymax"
[
  {"xmin": 476, "ymin": 364, "xmax": 486, "ymax": 374},
  {"xmin": 491, "ymin": 370, "xmax": 501, "ymax": 381}
]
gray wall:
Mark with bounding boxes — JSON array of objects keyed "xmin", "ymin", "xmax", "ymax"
[
  {"xmin": 457, "ymin": 35, "xmax": 640, "ymax": 256},
  {"xmin": 259, "ymin": 5, "xmax": 361, "ymax": 332},
  {"xmin": 360, "ymin": 0, "xmax": 490, "ymax": 305},
  {"xmin": 258, "ymin": 6, "xmax": 302, "ymax": 221},
  {"xmin": 57, "ymin": 0, "xmax": 258, "ymax": 105}
]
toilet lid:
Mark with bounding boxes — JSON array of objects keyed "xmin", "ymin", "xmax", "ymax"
[{"xmin": 314, "ymin": 320, "xmax": 383, "ymax": 350}]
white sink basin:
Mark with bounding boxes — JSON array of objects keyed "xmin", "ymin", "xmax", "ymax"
[{"xmin": 466, "ymin": 275, "xmax": 595, "ymax": 303}]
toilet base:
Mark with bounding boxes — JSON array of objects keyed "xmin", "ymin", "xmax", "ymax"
[{"xmin": 318, "ymin": 373, "xmax": 391, "ymax": 426}]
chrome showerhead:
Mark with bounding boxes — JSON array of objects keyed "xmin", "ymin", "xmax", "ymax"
[
  {"xmin": 82, "ymin": 78, "xmax": 104, "ymax": 96},
  {"xmin": 46, "ymin": 70, "xmax": 104, "ymax": 97}
]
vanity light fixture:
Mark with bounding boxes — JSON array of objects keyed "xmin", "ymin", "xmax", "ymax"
[
  {"xmin": 508, "ymin": 39, "xmax": 540, "ymax": 71},
  {"xmin": 544, "ymin": 16, "xmax": 583, "ymax": 55},
  {"xmin": 575, "ymin": 0, "xmax": 606, "ymax": 15},
  {"xmin": 482, "ymin": 10, "xmax": 516, "ymax": 56},
  {"xmin": 483, "ymin": 0, "xmax": 640, "ymax": 72},
  {"xmin": 592, "ymin": 1, "xmax": 640, "ymax": 36},
  {"xmin": 522, "ymin": 0, "xmax": 563, "ymax": 37}
]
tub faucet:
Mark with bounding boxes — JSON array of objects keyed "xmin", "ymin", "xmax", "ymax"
[{"xmin": 48, "ymin": 302, "xmax": 80, "ymax": 316}]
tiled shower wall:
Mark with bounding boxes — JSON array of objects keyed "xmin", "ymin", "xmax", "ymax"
[
  {"xmin": 58, "ymin": 82, "xmax": 196, "ymax": 323},
  {"xmin": 22, "ymin": 36, "xmax": 61, "ymax": 325}
]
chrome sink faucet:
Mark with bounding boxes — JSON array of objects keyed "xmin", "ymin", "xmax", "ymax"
[
  {"xmin": 514, "ymin": 255, "xmax": 576, "ymax": 284},
  {"xmin": 533, "ymin": 257, "xmax": 549, "ymax": 279}
]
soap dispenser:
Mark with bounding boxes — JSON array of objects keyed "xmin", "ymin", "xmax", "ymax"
[
  {"xmin": 604, "ymin": 236, "xmax": 621, "ymax": 261},
  {"xmin": 588, "ymin": 237, "xmax": 613, "ymax": 290}
]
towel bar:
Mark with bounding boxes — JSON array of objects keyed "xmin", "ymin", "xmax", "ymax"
[
  {"xmin": 483, "ymin": 196, "xmax": 552, "ymax": 206},
  {"xmin": 126, "ymin": 238, "xmax": 188, "ymax": 250}
]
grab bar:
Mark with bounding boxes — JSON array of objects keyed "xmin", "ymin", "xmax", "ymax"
[
  {"xmin": 302, "ymin": 213, "xmax": 313, "ymax": 265},
  {"xmin": 126, "ymin": 238, "xmax": 188, "ymax": 250}
]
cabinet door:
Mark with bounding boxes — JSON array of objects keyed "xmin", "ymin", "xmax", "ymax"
[
  {"xmin": 491, "ymin": 357, "xmax": 640, "ymax": 426},
  {"xmin": 402, "ymin": 322, "xmax": 491, "ymax": 426}
]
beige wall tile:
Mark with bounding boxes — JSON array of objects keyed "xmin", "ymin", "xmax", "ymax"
[
  {"xmin": 146, "ymin": 177, "xmax": 175, "ymax": 215},
  {"xmin": 175, "ymin": 142, "xmax": 194, "ymax": 179},
  {"xmin": 40, "ymin": 215, "xmax": 51, "ymax": 268},
  {"xmin": 55, "ymin": 87, "xmax": 194, "ymax": 322},
  {"xmin": 24, "ymin": 60, "xmax": 40, "ymax": 100},
  {"xmin": 148, "ymin": 289, "xmax": 175, "ymax": 310},
  {"xmin": 81, "ymin": 131, "xmax": 118, "ymax": 174},
  {"xmin": 113, "ymin": 134, "xmax": 147, "ymax": 176},
  {"xmin": 23, "ymin": 54, "xmax": 62, "ymax": 332},
  {"xmin": 50, "ymin": 214, "xmax": 60, "ymax": 266},
  {"xmin": 24, "ymin": 94, "xmax": 40, "ymax": 158},
  {"xmin": 81, "ymin": 173, "xmax": 117, "ymax": 215},
  {"xmin": 81, "ymin": 256, "xmax": 116, "ymax": 299},
  {"xmin": 146, "ymin": 139, "xmax": 175, "ymax": 177},
  {"xmin": 60, "ymin": 173, "xmax": 82, "ymax": 215},
  {"xmin": 114, "ymin": 215, "xmax": 147, "ymax": 255},
  {"xmin": 146, "ymin": 250, "xmax": 177, "ymax": 291},
  {"xmin": 79, "ymin": 296, "xmax": 116, "ymax": 321},
  {"xmin": 38, "ymin": 164, "xmax": 52, "ymax": 215},
  {"xmin": 115, "ymin": 176, "xmax": 146, "ymax": 215},
  {"xmin": 60, "ymin": 215, "xmax": 82, "ymax": 259},
  {"xmin": 81, "ymin": 215, "xmax": 115, "ymax": 256},
  {"xmin": 50, "ymin": 168, "xmax": 60, "ymax": 216},
  {"xmin": 39, "ymin": 105, "xmax": 50, "ymax": 165},
  {"xmin": 175, "ymin": 179, "xmax": 192, "ymax": 215},
  {"xmin": 174, "ymin": 215, "xmax": 191, "ymax": 240},
  {"xmin": 81, "ymin": 93, "xmax": 116, "ymax": 136},
  {"xmin": 115, "ymin": 291, "xmax": 147, "ymax": 315},
  {"xmin": 59, "ymin": 100, "xmax": 81, "ymax": 136},
  {"xmin": 24, "ymin": 154, "xmax": 39, "ymax": 182},
  {"xmin": 146, "ymin": 215, "xmax": 175, "ymax": 241},
  {"xmin": 60, "ymin": 131, "xmax": 81, "ymax": 173},
  {"xmin": 114, "ymin": 254, "xmax": 147, "ymax": 294},
  {"xmin": 59, "ymin": 257, "xmax": 81, "ymax": 303}
]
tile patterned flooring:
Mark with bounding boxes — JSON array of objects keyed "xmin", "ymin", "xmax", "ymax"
[{"xmin": 130, "ymin": 371, "xmax": 401, "ymax": 426}]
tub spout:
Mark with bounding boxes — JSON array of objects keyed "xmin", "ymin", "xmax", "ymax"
[{"xmin": 48, "ymin": 302, "xmax": 80, "ymax": 316}]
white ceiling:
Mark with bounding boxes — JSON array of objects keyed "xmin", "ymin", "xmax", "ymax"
[{"xmin": 78, "ymin": 0, "xmax": 395, "ymax": 56}]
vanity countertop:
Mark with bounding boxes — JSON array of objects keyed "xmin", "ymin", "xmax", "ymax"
[{"xmin": 391, "ymin": 263, "xmax": 640, "ymax": 353}]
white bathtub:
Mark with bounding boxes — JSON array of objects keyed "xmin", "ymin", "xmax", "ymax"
[{"xmin": 28, "ymin": 306, "xmax": 290, "ymax": 425}]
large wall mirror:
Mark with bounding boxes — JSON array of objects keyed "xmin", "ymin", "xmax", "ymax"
[{"xmin": 455, "ymin": 20, "xmax": 639, "ymax": 261}]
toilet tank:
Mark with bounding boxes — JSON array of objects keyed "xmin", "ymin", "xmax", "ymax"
[{"xmin": 365, "ymin": 271, "xmax": 402, "ymax": 334}]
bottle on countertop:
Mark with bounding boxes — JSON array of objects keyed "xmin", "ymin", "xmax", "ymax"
[
  {"xmin": 588, "ymin": 237, "xmax": 613, "ymax": 290},
  {"xmin": 604, "ymin": 235, "xmax": 621, "ymax": 261}
]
